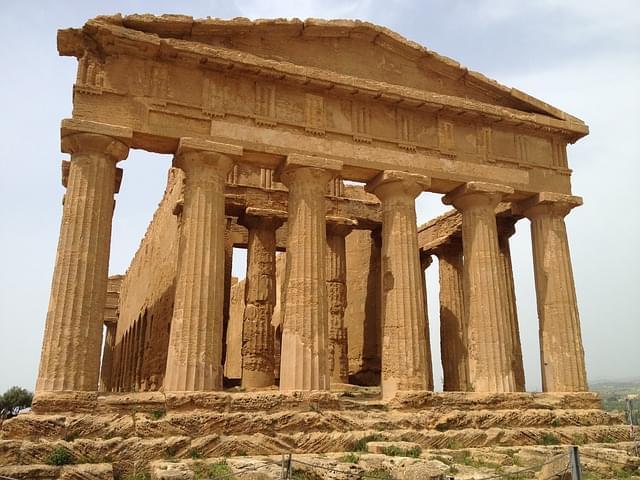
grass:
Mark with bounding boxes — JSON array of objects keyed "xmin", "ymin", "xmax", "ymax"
[
  {"xmin": 351, "ymin": 434, "xmax": 384, "ymax": 452},
  {"xmin": 149, "ymin": 409, "xmax": 166, "ymax": 420},
  {"xmin": 381, "ymin": 445, "xmax": 422, "ymax": 458},
  {"xmin": 189, "ymin": 448, "xmax": 204, "ymax": 459},
  {"xmin": 122, "ymin": 473, "xmax": 151, "ymax": 480},
  {"xmin": 445, "ymin": 439, "xmax": 462, "ymax": 450},
  {"xmin": 538, "ymin": 433, "xmax": 561, "ymax": 445},
  {"xmin": 63, "ymin": 432, "xmax": 79, "ymax": 442},
  {"xmin": 365, "ymin": 468, "xmax": 394, "ymax": 480},
  {"xmin": 194, "ymin": 460, "xmax": 235, "ymax": 479},
  {"xmin": 451, "ymin": 450, "xmax": 500, "ymax": 469},
  {"xmin": 291, "ymin": 469, "xmax": 323, "ymax": 480},
  {"xmin": 45, "ymin": 446, "xmax": 74, "ymax": 466},
  {"xmin": 572, "ymin": 433, "xmax": 588, "ymax": 445},
  {"xmin": 164, "ymin": 445, "xmax": 179, "ymax": 460},
  {"xmin": 341, "ymin": 452, "xmax": 360, "ymax": 463}
]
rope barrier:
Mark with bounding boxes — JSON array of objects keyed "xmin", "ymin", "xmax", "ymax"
[{"xmin": 579, "ymin": 450, "xmax": 640, "ymax": 468}]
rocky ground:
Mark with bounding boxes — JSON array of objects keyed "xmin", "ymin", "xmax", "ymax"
[{"xmin": 0, "ymin": 389, "xmax": 637, "ymax": 479}]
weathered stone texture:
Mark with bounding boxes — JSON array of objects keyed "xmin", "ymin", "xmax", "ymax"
[
  {"xmin": 113, "ymin": 167, "xmax": 183, "ymax": 392},
  {"xmin": 444, "ymin": 182, "xmax": 517, "ymax": 393},
  {"xmin": 279, "ymin": 156, "xmax": 341, "ymax": 391},
  {"xmin": 519, "ymin": 193, "xmax": 588, "ymax": 392},
  {"xmin": 37, "ymin": 129, "xmax": 129, "ymax": 393},
  {"xmin": 434, "ymin": 241, "xmax": 469, "ymax": 392},
  {"xmin": 238, "ymin": 209, "xmax": 284, "ymax": 388},
  {"xmin": 163, "ymin": 140, "xmax": 236, "ymax": 392},
  {"xmin": 344, "ymin": 229, "xmax": 381, "ymax": 385},
  {"xmin": 367, "ymin": 171, "xmax": 433, "ymax": 399}
]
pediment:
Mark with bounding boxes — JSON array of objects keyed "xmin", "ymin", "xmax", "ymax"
[{"xmin": 58, "ymin": 14, "xmax": 586, "ymax": 136}]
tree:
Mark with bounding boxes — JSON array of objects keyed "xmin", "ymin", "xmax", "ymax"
[{"xmin": 0, "ymin": 386, "xmax": 33, "ymax": 419}]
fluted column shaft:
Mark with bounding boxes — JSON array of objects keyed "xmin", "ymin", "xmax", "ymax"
[
  {"xmin": 497, "ymin": 221, "xmax": 526, "ymax": 391},
  {"xmin": 36, "ymin": 131, "xmax": 129, "ymax": 392},
  {"xmin": 520, "ymin": 193, "xmax": 587, "ymax": 392},
  {"xmin": 444, "ymin": 182, "xmax": 516, "ymax": 393},
  {"xmin": 366, "ymin": 171, "xmax": 432, "ymax": 400},
  {"xmin": 279, "ymin": 155, "xmax": 341, "ymax": 391},
  {"xmin": 435, "ymin": 240, "xmax": 470, "ymax": 391},
  {"xmin": 163, "ymin": 139, "xmax": 236, "ymax": 391},
  {"xmin": 239, "ymin": 209, "xmax": 285, "ymax": 388},
  {"xmin": 326, "ymin": 220, "xmax": 355, "ymax": 384},
  {"xmin": 99, "ymin": 323, "xmax": 117, "ymax": 392}
]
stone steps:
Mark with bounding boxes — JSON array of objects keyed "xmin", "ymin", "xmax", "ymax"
[
  {"xmin": 0, "ymin": 391, "xmax": 627, "ymax": 478},
  {"xmin": 0, "ymin": 425, "xmax": 631, "ymax": 465},
  {"xmin": 0, "ymin": 408, "xmax": 624, "ymax": 440}
]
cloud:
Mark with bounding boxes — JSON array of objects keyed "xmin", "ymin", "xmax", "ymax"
[{"xmin": 232, "ymin": 0, "xmax": 374, "ymax": 19}]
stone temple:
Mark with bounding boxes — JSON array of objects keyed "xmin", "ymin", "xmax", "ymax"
[{"xmin": 1, "ymin": 14, "xmax": 635, "ymax": 480}]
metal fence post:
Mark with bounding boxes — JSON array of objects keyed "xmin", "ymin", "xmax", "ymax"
[{"xmin": 569, "ymin": 445, "xmax": 582, "ymax": 480}]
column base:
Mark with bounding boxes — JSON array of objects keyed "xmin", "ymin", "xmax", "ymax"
[
  {"xmin": 32, "ymin": 391, "xmax": 98, "ymax": 414},
  {"xmin": 242, "ymin": 369, "xmax": 275, "ymax": 389}
]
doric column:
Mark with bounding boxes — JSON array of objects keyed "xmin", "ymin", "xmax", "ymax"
[
  {"xmin": 238, "ymin": 207, "xmax": 286, "ymax": 388},
  {"xmin": 434, "ymin": 239, "xmax": 470, "ymax": 392},
  {"xmin": 496, "ymin": 218, "xmax": 526, "ymax": 392},
  {"xmin": 163, "ymin": 138, "xmax": 239, "ymax": 392},
  {"xmin": 278, "ymin": 154, "xmax": 342, "ymax": 391},
  {"xmin": 516, "ymin": 192, "xmax": 587, "ymax": 392},
  {"xmin": 99, "ymin": 323, "xmax": 117, "ymax": 392},
  {"xmin": 36, "ymin": 119, "xmax": 131, "ymax": 393},
  {"xmin": 443, "ymin": 182, "xmax": 516, "ymax": 392},
  {"xmin": 366, "ymin": 171, "xmax": 432, "ymax": 400},
  {"xmin": 326, "ymin": 217, "xmax": 356, "ymax": 384}
]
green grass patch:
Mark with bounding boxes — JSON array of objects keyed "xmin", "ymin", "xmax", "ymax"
[
  {"xmin": 351, "ymin": 433, "xmax": 384, "ymax": 452},
  {"xmin": 194, "ymin": 460, "xmax": 234, "ymax": 479},
  {"xmin": 45, "ymin": 446, "xmax": 74, "ymax": 466},
  {"xmin": 381, "ymin": 445, "xmax": 422, "ymax": 458},
  {"xmin": 122, "ymin": 473, "xmax": 151, "ymax": 480},
  {"xmin": 149, "ymin": 409, "xmax": 166, "ymax": 420},
  {"xmin": 291, "ymin": 469, "xmax": 323, "ymax": 480},
  {"xmin": 365, "ymin": 468, "xmax": 394, "ymax": 480},
  {"xmin": 341, "ymin": 452, "xmax": 360, "ymax": 463},
  {"xmin": 538, "ymin": 433, "xmax": 561, "ymax": 445}
]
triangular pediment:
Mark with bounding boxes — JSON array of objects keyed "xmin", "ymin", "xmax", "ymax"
[{"xmin": 58, "ymin": 14, "xmax": 587, "ymax": 139}]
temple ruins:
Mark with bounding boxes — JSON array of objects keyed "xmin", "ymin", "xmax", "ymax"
[{"xmin": 2, "ymin": 14, "xmax": 634, "ymax": 480}]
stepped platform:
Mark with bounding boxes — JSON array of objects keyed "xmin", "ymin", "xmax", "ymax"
[{"xmin": 0, "ymin": 389, "xmax": 633, "ymax": 479}]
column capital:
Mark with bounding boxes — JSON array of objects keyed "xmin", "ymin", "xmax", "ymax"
[
  {"xmin": 238, "ymin": 207, "xmax": 287, "ymax": 230},
  {"xmin": 365, "ymin": 170, "xmax": 430, "ymax": 201},
  {"xmin": 61, "ymin": 119, "xmax": 132, "ymax": 162},
  {"xmin": 175, "ymin": 138, "xmax": 241, "ymax": 173},
  {"xmin": 443, "ymin": 181, "xmax": 514, "ymax": 211},
  {"xmin": 277, "ymin": 154, "xmax": 343, "ymax": 188},
  {"xmin": 326, "ymin": 216, "xmax": 357, "ymax": 236},
  {"xmin": 513, "ymin": 192, "xmax": 583, "ymax": 219}
]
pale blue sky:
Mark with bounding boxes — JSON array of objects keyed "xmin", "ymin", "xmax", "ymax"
[{"xmin": 0, "ymin": 1, "xmax": 638, "ymax": 392}]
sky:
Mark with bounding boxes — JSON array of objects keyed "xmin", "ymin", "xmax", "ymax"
[{"xmin": 0, "ymin": 0, "xmax": 638, "ymax": 393}]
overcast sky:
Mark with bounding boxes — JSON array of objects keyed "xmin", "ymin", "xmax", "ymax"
[{"xmin": 0, "ymin": 1, "xmax": 638, "ymax": 393}]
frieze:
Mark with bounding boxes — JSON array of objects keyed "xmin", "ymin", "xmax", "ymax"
[{"xmin": 71, "ymin": 55, "xmax": 570, "ymax": 178}]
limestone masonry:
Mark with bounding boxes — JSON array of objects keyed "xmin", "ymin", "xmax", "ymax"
[{"xmin": 2, "ymin": 14, "xmax": 632, "ymax": 480}]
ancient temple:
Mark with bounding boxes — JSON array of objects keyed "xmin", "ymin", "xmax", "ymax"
[{"xmin": 37, "ymin": 14, "xmax": 589, "ymax": 406}]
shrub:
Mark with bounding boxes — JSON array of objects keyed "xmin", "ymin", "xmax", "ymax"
[
  {"xmin": 381, "ymin": 445, "xmax": 421, "ymax": 458},
  {"xmin": 351, "ymin": 434, "xmax": 384, "ymax": 452},
  {"xmin": 539, "ymin": 433, "xmax": 560, "ymax": 445},
  {"xmin": 341, "ymin": 452, "xmax": 360, "ymax": 463},
  {"xmin": 149, "ymin": 410, "xmax": 166, "ymax": 420},
  {"xmin": 189, "ymin": 448, "xmax": 203, "ymax": 459},
  {"xmin": 365, "ymin": 468, "xmax": 394, "ymax": 480},
  {"xmin": 45, "ymin": 446, "xmax": 74, "ymax": 466}
]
